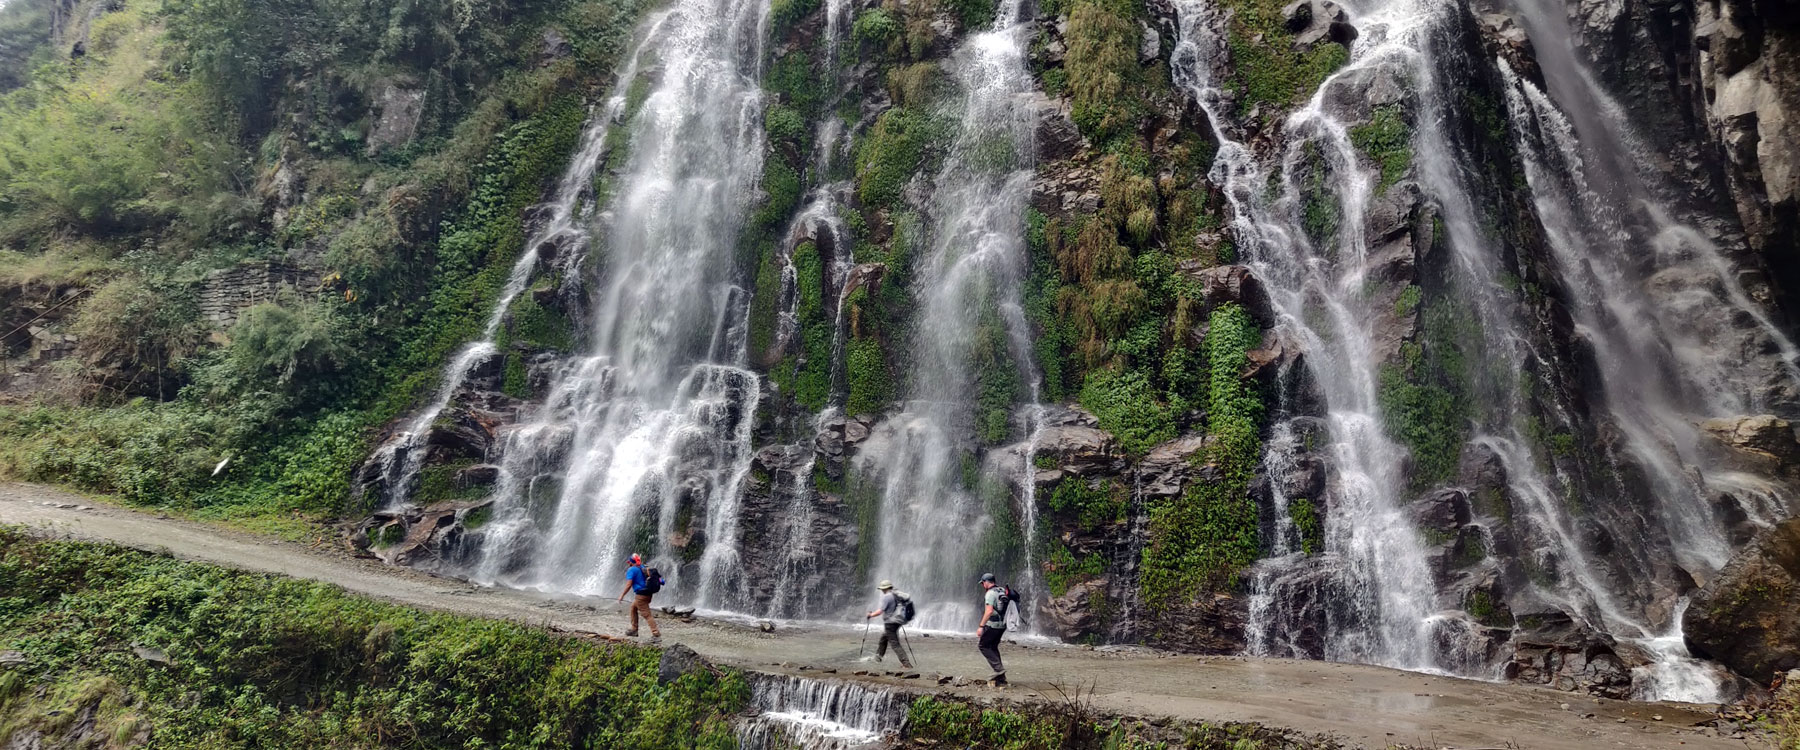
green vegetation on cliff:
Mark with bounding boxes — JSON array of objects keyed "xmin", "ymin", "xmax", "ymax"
[
  {"xmin": 767, "ymin": 241, "xmax": 832, "ymax": 410},
  {"xmin": 1217, "ymin": 0, "xmax": 1348, "ymax": 115},
  {"xmin": 0, "ymin": 529, "xmax": 746, "ymax": 749},
  {"xmin": 1377, "ymin": 298, "xmax": 1475, "ymax": 489},
  {"xmin": 1141, "ymin": 303, "xmax": 1264, "ymax": 610},
  {"xmin": 0, "ymin": 0, "xmax": 646, "ymax": 532}
]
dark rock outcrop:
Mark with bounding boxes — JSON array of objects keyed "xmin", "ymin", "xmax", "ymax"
[
  {"xmin": 1505, "ymin": 614, "xmax": 1642, "ymax": 699},
  {"xmin": 1043, "ymin": 577, "xmax": 1109, "ymax": 640},
  {"xmin": 1174, "ymin": 263, "xmax": 1273, "ymax": 324},
  {"xmin": 1686, "ymin": 518, "xmax": 1800, "ymax": 683},
  {"xmin": 657, "ymin": 644, "xmax": 710, "ymax": 685}
]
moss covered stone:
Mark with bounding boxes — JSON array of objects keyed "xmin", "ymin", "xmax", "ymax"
[
  {"xmin": 854, "ymin": 108, "xmax": 938, "ymax": 209},
  {"xmin": 1350, "ymin": 105, "xmax": 1412, "ymax": 193}
]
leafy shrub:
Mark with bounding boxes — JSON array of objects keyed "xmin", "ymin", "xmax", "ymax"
[
  {"xmin": 851, "ymin": 8, "xmax": 900, "ymax": 49},
  {"xmin": 752, "ymin": 155, "xmax": 802, "ymax": 231},
  {"xmin": 1043, "ymin": 541, "xmax": 1106, "ymax": 597},
  {"xmin": 225, "ymin": 301, "xmax": 352, "ymax": 387},
  {"xmin": 508, "ymin": 293, "xmax": 573, "ymax": 351},
  {"xmin": 1288, "ymin": 497, "xmax": 1322, "ymax": 555},
  {"xmin": 1048, "ymin": 477, "xmax": 1126, "ymax": 530},
  {"xmin": 854, "ymin": 108, "xmax": 937, "ymax": 209},
  {"xmin": 1376, "ymin": 299, "xmax": 1473, "ymax": 489},
  {"xmin": 845, "ymin": 337, "xmax": 891, "ymax": 416},
  {"xmin": 69, "ymin": 276, "xmax": 206, "ymax": 393},
  {"xmin": 767, "ymin": 242, "xmax": 830, "ymax": 410},
  {"xmin": 764, "ymin": 104, "xmax": 806, "ymax": 143},
  {"xmin": 1077, "ymin": 367, "xmax": 1174, "ymax": 456},
  {"xmin": 1141, "ymin": 303, "xmax": 1263, "ymax": 609},
  {"xmin": 769, "ymin": 0, "xmax": 821, "ymax": 31}
]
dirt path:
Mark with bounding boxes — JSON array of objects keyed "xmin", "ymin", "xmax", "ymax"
[{"xmin": 0, "ymin": 483, "xmax": 1759, "ymax": 750}]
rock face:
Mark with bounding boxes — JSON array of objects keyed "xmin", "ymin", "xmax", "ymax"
[
  {"xmin": 657, "ymin": 644, "xmax": 710, "ymax": 685},
  {"xmin": 198, "ymin": 261, "xmax": 324, "ymax": 328},
  {"xmin": 366, "ymin": 79, "xmax": 425, "ymax": 156},
  {"xmin": 1505, "ymin": 614, "xmax": 1642, "ymax": 699},
  {"xmin": 1699, "ymin": 415, "xmax": 1800, "ymax": 478},
  {"xmin": 1176, "ymin": 263, "xmax": 1272, "ymax": 324},
  {"xmin": 1686, "ymin": 519, "xmax": 1800, "ymax": 683},
  {"xmin": 1695, "ymin": 0, "xmax": 1800, "ymax": 267}
]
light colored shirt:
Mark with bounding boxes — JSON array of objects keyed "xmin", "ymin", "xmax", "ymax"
[
  {"xmin": 984, "ymin": 588, "xmax": 1007, "ymax": 630},
  {"xmin": 879, "ymin": 592, "xmax": 908, "ymax": 624}
]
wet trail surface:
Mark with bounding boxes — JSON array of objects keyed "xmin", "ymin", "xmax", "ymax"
[{"xmin": 0, "ymin": 483, "xmax": 1746, "ymax": 749}]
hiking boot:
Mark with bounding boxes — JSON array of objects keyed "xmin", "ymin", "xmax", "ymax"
[
  {"xmin": 624, "ymin": 629, "xmax": 639, "ymax": 637},
  {"xmin": 649, "ymin": 635, "xmax": 663, "ymax": 644},
  {"xmin": 990, "ymin": 672, "xmax": 1008, "ymax": 687}
]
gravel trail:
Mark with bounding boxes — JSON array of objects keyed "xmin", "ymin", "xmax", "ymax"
[{"xmin": 0, "ymin": 483, "xmax": 1747, "ymax": 749}]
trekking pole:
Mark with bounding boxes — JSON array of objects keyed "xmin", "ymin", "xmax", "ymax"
[
  {"xmin": 858, "ymin": 615, "xmax": 871, "ymax": 658},
  {"xmin": 900, "ymin": 625, "xmax": 920, "ymax": 671}
]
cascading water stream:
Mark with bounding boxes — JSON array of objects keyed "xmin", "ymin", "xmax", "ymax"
[
  {"xmin": 363, "ymin": 58, "xmax": 654, "ymax": 509},
  {"xmin": 857, "ymin": 0, "xmax": 1039, "ymax": 632},
  {"xmin": 1493, "ymin": 56, "xmax": 1797, "ymax": 701},
  {"xmin": 465, "ymin": 0, "xmax": 772, "ymax": 611},
  {"xmin": 1170, "ymin": 0, "xmax": 1442, "ymax": 672},
  {"xmin": 1502, "ymin": 0, "xmax": 1800, "ymax": 573},
  {"xmin": 1172, "ymin": 0, "xmax": 1793, "ymax": 699}
]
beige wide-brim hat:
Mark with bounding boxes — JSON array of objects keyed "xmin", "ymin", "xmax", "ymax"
[{"xmin": 877, "ymin": 580, "xmax": 894, "ymax": 591}]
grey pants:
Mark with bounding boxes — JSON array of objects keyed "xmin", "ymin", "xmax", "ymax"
[
  {"xmin": 978, "ymin": 627, "xmax": 1005, "ymax": 674},
  {"xmin": 876, "ymin": 623, "xmax": 911, "ymax": 666}
]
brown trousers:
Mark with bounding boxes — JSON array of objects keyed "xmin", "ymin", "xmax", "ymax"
[{"xmin": 629, "ymin": 593, "xmax": 660, "ymax": 636}]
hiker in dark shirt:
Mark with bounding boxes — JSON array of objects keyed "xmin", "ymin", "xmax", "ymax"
[
  {"xmin": 864, "ymin": 580, "xmax": 912, "ymax": 668},
  {"xmin": 617, "ymin": 553, "xmax": 661, "ymax": 641}
]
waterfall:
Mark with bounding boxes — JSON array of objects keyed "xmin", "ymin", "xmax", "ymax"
[
  {"xmin": 1170, "ymin": 0, "xmax": 1442, "ymax": 671},
  {"xmin": 362, "ymin": 64, "xmax": 647, "ymax": 509},
  {"xmin": 1494, "ymin": 50, "xmax": 1796, "ymax": 700},
  {"xmin": 736, "ymin": 675, "xmax": 905, "ymax": 750},
  {"xmin": 856, "ymin": 0, "xmax": 1039, "ymax": 632},
  {"xmin": 465, "ymin": 0, "xmax": 772, "ymax": 609},
  {"xmin": 1168, "ymin": 0, "xmax": 1797, "ymax": 700}
]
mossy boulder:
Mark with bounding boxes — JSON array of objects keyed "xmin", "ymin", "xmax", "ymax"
[{"xmin": 1686, "ymin": 518, "xmax": 1800, "ymax": 684}]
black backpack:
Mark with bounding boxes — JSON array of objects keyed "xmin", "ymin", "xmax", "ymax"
[
  {"xmin": 994, "ymin": 585, "xmax": 1027, "ymax": 626},
  {"xmin": 896, "ymin": 593, "xmax": 916, "ymax": 624},
  {"xmin": 640, "ymin": 566, "xmax": 665, "ymax": 595}
]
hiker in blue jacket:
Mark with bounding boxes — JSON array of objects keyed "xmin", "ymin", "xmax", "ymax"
[{"xmin": 617, "ymin": 553, "xmax": 661, "ymax": 641}]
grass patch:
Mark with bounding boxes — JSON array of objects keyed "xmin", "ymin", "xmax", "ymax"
[{"xmin": 0, "ymin": 529, "xmax": 747, "ymax": 749}]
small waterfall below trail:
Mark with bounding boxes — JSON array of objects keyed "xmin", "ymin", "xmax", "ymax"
[
  {"xmin": 857, "ymin": 0, "xmax": 1041, "ymax": 632},
  {"xmin": 736, "ymin": 675, "xmax": 905, "ymax": 750},
  {"xmin": 464, "ymin": 0, "xmax": 772, "ymax": 609}
]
